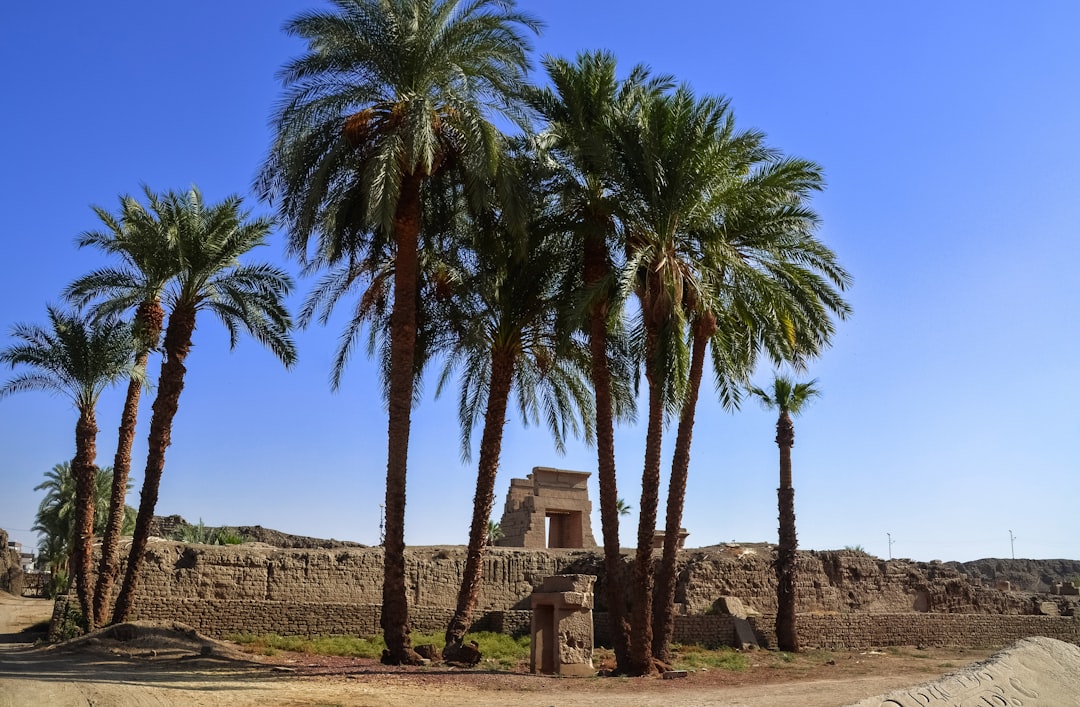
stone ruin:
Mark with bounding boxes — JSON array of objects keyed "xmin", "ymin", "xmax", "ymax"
[
  {"xmin": 530, "ymin": 574, "xmax": 595, "ymax": 676},
  {"xmin": 497, "ymin": 467, "xmax": 596, "ymax": 549}
]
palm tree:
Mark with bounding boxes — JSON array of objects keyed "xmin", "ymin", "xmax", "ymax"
[
  {"xmin": 1, "ymin": 307, "xmax": 135, "ymax": 628},
  {"xmin": 66, "ymin": 187, "xmax": 180, "ymax": 626},
  {"xmin": 613, "ymin": 85, "xmax": 759, "ymax": 674},
  {"xmin": 650, "ymin": 153, "xmax": 851, "ymax": 661},
  {"xmin": 257, "ymin": 0, "xmax": 540, "ymax": 665},
  {"xmin": 615, "ymin": 498, "xmax": 631, "ymax": 516},
  {"xmin": 748, "ymin": 374, "xmax": 821, "ymax": 653},
  {"xmin": 112, "ymin": 187, "xmax": 296, "ymax": 624},
  {"xmin": 437, "ymin": 159, "xmax": 594, "ymax": 658},
  {"xmin": 528, "ymin": 51, "xmax": 667, "ymax": 673},
  {"xmin": 484, "ymin": 520, "xmax": 503, "ymax": 546},
  {"xmin": 32, "ymin": 462, "xmax": 133, "ymax": 597}
]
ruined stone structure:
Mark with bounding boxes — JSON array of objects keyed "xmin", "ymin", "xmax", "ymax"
[
  {"xmin": 0, "ymin": 529, "xmax": 26, "ymax": 596},
  {"xmin": 497, "ymin": 467, "xmax": 596, "ymax": 549},
  {"xmin": 81, "ymin": 540, "xmax": 1080, "ymax": 651},
  {"xmin": 652, "ymin": 528, "xmax": 689, "ymax": 549},
  {"xmin": 530, "ymin": 574, "xmax": 595, "ymax": 676}
]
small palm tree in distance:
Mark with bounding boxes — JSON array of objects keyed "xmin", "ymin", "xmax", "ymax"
[{"xmin": 747, "ymin": 373, "xmax": 820, "ymax": 653}]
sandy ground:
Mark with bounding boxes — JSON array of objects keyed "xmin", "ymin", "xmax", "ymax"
[{"xmin": 0, "ymin": 592, "xmax": 1040, "ymax": 706}]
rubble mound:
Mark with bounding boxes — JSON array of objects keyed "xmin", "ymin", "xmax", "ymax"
[
  {"xmin": 851, "ymin": 636, "xmax": 1080, "ymax": 706},
  {"xmin": 149, "ymin": 515, "xmax": 366, "ymax": 549}
]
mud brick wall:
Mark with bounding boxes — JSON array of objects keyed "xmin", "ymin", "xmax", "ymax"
[
  {"xmin": 760, "ymin": 614, "xmax": 1080, "ymax": 650},
  {"xmin": 121, "ymin": 542, "xmax": 1048, "ymax": 620},
  {"xmin": 123, "ymin": 541, "xmax": 599, "ymax": 614},
  {"xmin": 105, "ymin": 540, "xmax": 1080, "ymax": 649}
]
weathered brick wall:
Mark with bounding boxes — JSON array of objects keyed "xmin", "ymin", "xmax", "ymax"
[
  {"xmin": 124, "ymin": 541, "xmax": 598, "ymax": 613},
  {"xmin": 678, "ymin": 551, "xmax": 1035, "ymax": 616},
  {"xmin": 749, "ymin": 614, "xmax": 1080, "ymax": 650},
  {"xmin": 119, "ymin": 595, "xmax": 1080, "ymax": 651},
  {"xmin": 105, "ymin": 540, "xmax": 1080, "ymax": 649}
]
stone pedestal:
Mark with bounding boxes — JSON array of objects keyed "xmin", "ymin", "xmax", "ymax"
[{"xmin": 530, "ymin": 574, "xmax": 595, "ymax": 676}]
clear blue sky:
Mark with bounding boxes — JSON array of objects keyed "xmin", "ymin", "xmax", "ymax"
[{"xmin": 2, "ymin": 1, "xmax": 1077, "ymax": 563}]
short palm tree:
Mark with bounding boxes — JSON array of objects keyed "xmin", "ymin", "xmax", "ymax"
[
  {"xmin": 748, "ymin": 374, "xmax": 821, "ymax": 653},
  {"xmin": 66, "ymin": 187, "xmax": 180, "ymax": 626},
  {"xmin": 485, "ymin": 520, "xmax": 503, "ymax": 547},
  {"xmin": 437, "ymin": 160, "xmax": 594, "ymax": 658},
  {"xmin": 112, "ymin": 187, "xmax": 296, "ymax": 624},
  {"xmin": 1, "ymin": 307, "xmax": 135, "ymax": 628},
  {"xmin": 258, "ymin": 0, "xmax": 540, "ymax": 665}
]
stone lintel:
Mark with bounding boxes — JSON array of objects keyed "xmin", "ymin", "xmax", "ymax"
[
  {"xmin": 531, "ymin": 466, "xmax": 591, "ymax": 490},
  {"xmin": 530, "ymin": 591, "xmax": 592, "ymax": 610},
  {"xmin": 537, "ymin": 574, "xmax": 595, "ymax": 593}
]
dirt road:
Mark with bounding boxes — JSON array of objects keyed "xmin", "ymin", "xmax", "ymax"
[{"xmin": 0, "ymin": 592, "xmax": 996, "ymax": 706}]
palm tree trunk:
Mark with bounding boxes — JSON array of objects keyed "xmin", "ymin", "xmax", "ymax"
[
  {"xmin": 444, "ymin": 347, "xmax": 515, "ymax": 653},
  {"xmin": 112, "ymin": 307, "xmax": 196, "ymax": 624},
  {"xmin": 630, "ymin": 326, "xmax": 665, "ymax": 676},
  {"xmin": 776, "ymin": 486, "xmax": 799, "ymax": 652},
  {"xmin": 71, "ymin": 407, "xmax": 99, "ymax": 631},
  {"xmin": 584, "ymin": 236, "xmax": 630, "ymax": 673},
  {"xmin": 651, "ymin": 313, "xmax": 713, "ymax": 661},
  {"xmin": 777, "ymin": 412, "xmax": 794, "ymax": 489},
  {"xmin": 775, "ymin": 412, "xmax": 798, "ymax": 652},
  {"xmin": 380, "ymin": 173, "xmax": 424, "ymax": 666},
  {"xmin": 93, "ymin": 352, "xmax": 148, "ymax": 625},
  {"xmin": 95, "ymin": 302, "xmax": 163, "ymax": 626}
]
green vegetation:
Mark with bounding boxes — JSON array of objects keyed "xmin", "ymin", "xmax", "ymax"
[
  {"xmin": 31, "ymin": 461, "xmax": 135, "ymax": 598},
  {"xmin": 485, "ymin": 521, "xmax": 503, "ymax": 546},
  {"xmin": 668, "ymin": 644, "xmax": 750, "ymax": 671},
  {"xmin": 2, "ymin": 308, "xmax": 137, "ymax": 627},
  {"xmin": 3, "ymin": 0, "xmax": 850, "ymax": 664},
  {"xmin": 170, "ymin": 519, "xmax": 248, "ymax": 546},
  {"xmin": 229, "ymin": 631, "xmax": 531, "ymax": 669}
]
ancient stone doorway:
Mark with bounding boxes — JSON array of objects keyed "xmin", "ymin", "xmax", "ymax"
[{"xmin": 496, "ymin": 467, "xmax": 596, "ymax": 549}]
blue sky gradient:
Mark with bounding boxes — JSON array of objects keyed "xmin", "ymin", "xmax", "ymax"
[{"xmin": 1, "ymin": 1, "xmax": 1077, "ymax": 562}]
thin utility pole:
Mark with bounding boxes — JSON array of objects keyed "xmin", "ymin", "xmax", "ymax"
[
  {"xmin": 1009, "ymin": 530, "xmax": 1016, "ymax": 560},
  {"xmin": 887, "ymin": 532, "xmax": 894, "ymax": 560}
]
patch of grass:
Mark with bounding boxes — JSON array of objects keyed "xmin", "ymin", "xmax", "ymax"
[
  {"xmin": 469, "ymin": 632, "xmax": 531, "ymax": 669},
  {"xmin": 777, "ymin": 651, "xmax": 796, "ymax": 663},
  {"xmin": 228, "ymin": 633, "xmax": 386, "ymax": 659},
  {"xmin": 227, "ymin": 630, "xmax": 530, "ymax": 668},
  {"xmin": 669, "ymin": 643, "xmax": 750, "ymax": 671}
]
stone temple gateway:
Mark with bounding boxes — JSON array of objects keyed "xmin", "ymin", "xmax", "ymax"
[{"xmin": 496, "ymin": 467, "xmax": 596, "ymax": 549}]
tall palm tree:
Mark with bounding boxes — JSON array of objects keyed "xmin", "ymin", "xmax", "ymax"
[
  {"xmin": 613, "ymin": 85, "xmax": 758, "ymax": 674},
  {"xmin": 528, "ymin": 51, "xmax": 666, "ymax": 672},
  {"xmin": 66, "ymin": 187, "xmax": 180, "ymax": 626},
  {"xmin": 437, "ymin": 159, "xmax": 594, "ymax": 657},
  {"xmin": 1, "ymin": 307, "xmax": 135, "ymax": 628},
  {"xmin": 748, "ymin": 374, "xmax": 821, "ymax": 653},
  {"xmin": 112, "ymin": 187, "xmax": 296, "ymax": 624},
  {"xmin": 257, "ymin": 0, "xmax": 540, "ymax": 665},
  {"xmin": 650, "ymin": 153, "xmax": 851, "ymax": 661}
]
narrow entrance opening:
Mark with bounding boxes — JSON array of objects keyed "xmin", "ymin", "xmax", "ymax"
[{"xmin": 545, "ymin": 511, "xmax": 583, "ymax": 548}]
